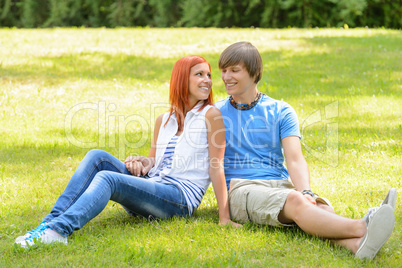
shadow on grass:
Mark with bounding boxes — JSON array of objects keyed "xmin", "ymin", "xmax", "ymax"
[
  {"xmin": 259, "ymin": 39, "xmax": 401, "ymax": 99},
  {"xmin": 0, "ymin": 143, "xmax": 87, "ymax": 165},
  {"xmin": 1, "ymin": 53, "xmax": 175, "ymax": 85},
  {"xmin": 0, "ymin": 126, "xmax": 152, "ymax": 166},
  {"xmin": 2, "ymin": 33, "xmax": 401, "ymax": 99}
]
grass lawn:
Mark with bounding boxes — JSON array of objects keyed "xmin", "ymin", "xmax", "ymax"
[{"xmin": 0, "ymin": 27, "xmax": 401, "ymax": 267}]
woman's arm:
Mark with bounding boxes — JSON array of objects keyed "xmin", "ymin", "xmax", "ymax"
[
  {"xmin": 148, "ymin": 114, "xmax": 163, "ymax": 158},
  {"xmin": 206, "ymin": 107, "xmax": 241, "ymax": 227},
  {"xmin": 124, "ymin": 114, "xmax": 163, "ymax": 176}
]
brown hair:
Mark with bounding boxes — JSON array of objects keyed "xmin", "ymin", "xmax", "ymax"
[
  {"xmin": 167, "ymin": 55, "xmax": 213, "ymax": 130},
  {"xmin": 219, "ymin": 41, "xmax": 263, "ymax": 84}
]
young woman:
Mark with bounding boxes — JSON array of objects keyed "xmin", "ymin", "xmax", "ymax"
[{"xmin": 16, "ymin": 55, "xmax": 240, "ymax": 248}]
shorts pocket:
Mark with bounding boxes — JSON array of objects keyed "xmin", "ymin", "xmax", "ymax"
[{"xmin": 229, "ymin": 186, "xmax": 250, "ymax": 223}]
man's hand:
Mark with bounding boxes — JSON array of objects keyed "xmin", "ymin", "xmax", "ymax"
[
  {"xmin": 302, "ymin": 193, "xmax": 317, "ymax": 205},
  {"xmin": 124, "ymin": 156, "xmax": 154, "ymax": 177},
  {"xmin": 219, "ymin": 218, "xmax": 243, "ymax": 228}
]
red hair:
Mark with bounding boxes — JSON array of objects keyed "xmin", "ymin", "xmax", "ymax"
[{"xmin": 166, "ymin": 55, "xmax": 214, "ymax": 131}]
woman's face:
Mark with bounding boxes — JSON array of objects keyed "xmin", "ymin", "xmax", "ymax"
[{"xmin": 188, "ymin": 62, "xmax": 212, "ymax": 107}]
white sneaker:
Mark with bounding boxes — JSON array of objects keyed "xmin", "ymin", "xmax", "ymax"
[
  {"xmin": 381, "ymin": 188, "xmax": 397, "ymax": 210},
  {"xmin": 15, "ymin": 221, "xmax": 47, "ymax": 243},
  {"xmin": 362, "ymin": 188, "xmax": 398, "ymax": 223},
  {"xmin": 15, "ymin": 224, "xmax": 67, "ymax": 248},
  {"xmin": 355, "ymin": 205, "xmax": 395, "ymax": 260}
]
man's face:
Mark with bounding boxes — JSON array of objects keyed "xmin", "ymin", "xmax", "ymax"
[{"xmin": 221, "ymin": 63, "xmax": 256, "ymax": 97}]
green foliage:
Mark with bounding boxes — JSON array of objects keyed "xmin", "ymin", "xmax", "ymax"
[
  {"xmin": 363, "ymin": 0, "xmax": 402, "ymax": 28},
  {"xmin": 107, "ymin": 0, "xmax": 152, "ymax": 27},
  {"xmin": 180, "ymin": 0, "xmax": 239, "ymax": 27},
  {"xmin": 0, "ymin": 0, "xmax": 16, "ymax": 26},
  {"xmin": 0, "ymin": 0, "xmax": 401, "ymax": 28},
  {"xmin": 149, "ymin": 0, "xmax": 180, "ymax": 27},
  {"xmin": 20, "ymin": 0, "xmax": 36, "ymax": 28},
  {"xmin": 43, "ymin": 0, "xmax": 70, "ymax": 27}
]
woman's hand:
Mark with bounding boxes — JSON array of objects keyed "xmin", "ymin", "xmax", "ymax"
[{"xmin": 124, "ymin": 156, "xmax": 155, "ymax": 177}]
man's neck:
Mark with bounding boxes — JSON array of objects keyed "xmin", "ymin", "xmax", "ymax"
[{"xmin": 231, "ymin": 87, "xmax": 259, "ymax": 104}]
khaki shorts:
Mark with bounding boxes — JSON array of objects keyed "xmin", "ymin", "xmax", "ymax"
[{"xmin": 228, "ymin": 178, "xmax": 296, "ymax": 227}]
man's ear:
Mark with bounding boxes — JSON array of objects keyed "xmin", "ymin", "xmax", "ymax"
[{"xmin": 253, "ymin": 74, "xmax": 260, "ymax": 84}]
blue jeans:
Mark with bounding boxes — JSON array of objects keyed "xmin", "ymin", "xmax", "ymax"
[{"xmin": 43, "ymin": 149, "xmax": 189, "ymax": 237}]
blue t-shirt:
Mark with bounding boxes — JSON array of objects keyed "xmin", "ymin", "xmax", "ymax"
[{"xmin": 215, "ymin": 94, "xmax": 301, "ymax": 189}]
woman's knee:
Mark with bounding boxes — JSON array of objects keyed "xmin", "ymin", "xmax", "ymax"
[
  {"xmin": 90, "ymin": 171, "xmax": 117, "ymax": 191},
  {"xmin": 84, "ymin": 149, "xmax": 108, "ymax": 160},
  {"xmin": 94, "ymin": 170, "xmax": 113, "ymax": 183},
  {"xmin": 83, "ymin": 149, "xmax": 117, "ymax": 167}
]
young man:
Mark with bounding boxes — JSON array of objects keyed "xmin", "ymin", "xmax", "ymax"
[{"xmin": 215, "ymin": 41, "xmax": 397, "ymax": 260}]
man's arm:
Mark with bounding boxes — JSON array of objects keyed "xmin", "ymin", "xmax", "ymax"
[
  {"xmin": 283, "ymin": 136, "xmax": 335, "ymax": 211},
  {"xmin": 282, "ymin": 136, "xmax": 316, "ymax": 204}
]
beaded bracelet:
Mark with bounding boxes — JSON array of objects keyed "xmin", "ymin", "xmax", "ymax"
[
  {"xmin": 301, "ymin": 190, "xmax": 333, "ymax": 208},
  {"xmin": 301, "ymin": 190, "xmax": 315, "ymax": 198}
]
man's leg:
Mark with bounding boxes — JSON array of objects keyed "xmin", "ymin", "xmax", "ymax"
[
  {"xmin": 316, "ymin": 202, "xmax": 335, "ymax": 213},
  {"xmin": 279, "ymin": 191, "xmax": 365, "ymax": 238},
  {"xmin": 278, "ymin": 191, "xmax": 395, "ymax": 256},
  {"xmin": 229, "ymin": 179, "xmax": 395, "ymax": 259}
]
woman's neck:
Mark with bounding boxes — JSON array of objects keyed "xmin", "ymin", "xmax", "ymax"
[{"xmin": 185, "ymin": 100, "xmax": 202, "ymax": 113}]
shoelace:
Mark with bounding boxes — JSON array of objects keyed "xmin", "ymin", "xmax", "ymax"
[
  {"xmin": 26, "ymin": 224, "xmax": 49, "ymax": 242},
  {"xmin": 362, "ymin": 206, "xmax": 380, "ymax": 225},
  {"xmin": 26, "ymin": 221, "xmax": 46, "ymax": 235}
]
